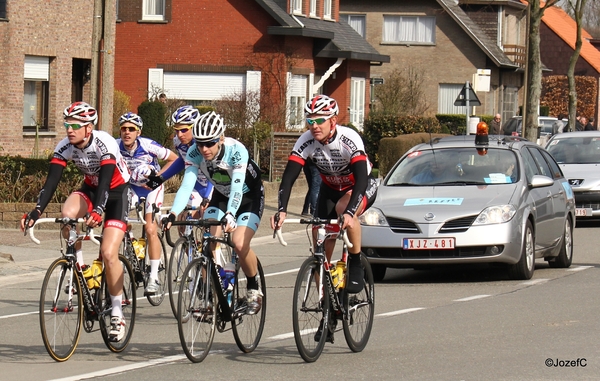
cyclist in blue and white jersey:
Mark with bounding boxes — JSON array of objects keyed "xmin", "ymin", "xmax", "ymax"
[
  {"xmin": 162, "ymin": 111, "xmax": 264, "ymax": 314},
  {"xmin": 116, "ymin": 112, "xmax": 178, "ymax": 295},
  {"xmin": 148, "ymin": 106, "xmax": 213, "ymax": 218}
]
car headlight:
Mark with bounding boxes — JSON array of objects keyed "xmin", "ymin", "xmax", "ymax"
[
  {"xmin": 473, "ymin": 205, "xmax": 516, "ymax": 225},
  {"xmin": 359, "ymin": 207, "xmax": 389, "ymax": 226}
]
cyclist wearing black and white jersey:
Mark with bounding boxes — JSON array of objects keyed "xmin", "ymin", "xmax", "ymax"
[
  {"xmin": 163, "ymin": 111, "xmax": 264, "ymax": 314},
  {"xmin": 116, "ymin": 112, "xmax": 178, "ymax": 295},
  {"xmin": 271, "ymin": 94, "xmax": 378, "ymax": 294},
  {"xmin": 148, "ymin": 106, "xmax": 214, "ymax": 216},
  {"xmin": 21, "ymin": 101, "xmax": 131, "ymax": 342}
]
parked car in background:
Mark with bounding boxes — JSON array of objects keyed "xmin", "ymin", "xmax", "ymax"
[
  {"xmin": 503, "ymin": 116, "xmax": 566, "ymax": 138},
  {"xmin": 360, "ymin": 133, "xmax": 576, "ymax": 281},
  {"xmin": 545, "ymin": 131, "xmax": 600, "ymax": 218}
]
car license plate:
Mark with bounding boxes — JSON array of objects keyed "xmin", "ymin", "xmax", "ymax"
[
  {"xmin": 575, "ymin": 208, "xmax": 592, "ymax": 217},
  {"xmin": 403, "ymin": 238, "xmax": 455, "ymax": 250}
]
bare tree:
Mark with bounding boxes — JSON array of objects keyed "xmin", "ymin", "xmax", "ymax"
[
  {"xmin": 560, "ymin": 0, "xmax": 600, "ymax": 38},
  {"xmin": 524, "ymin": 0, "xmax": 560, "ymax": 142},
  {"xmin": 374, "ymin": 67, "xmax": 430, "ymax": 116},
  {"xmin": 563, "ymin": 0, "xmax": 590, "ymax": 132}
]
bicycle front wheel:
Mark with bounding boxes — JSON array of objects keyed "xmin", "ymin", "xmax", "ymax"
[
  {"xmin": 168, "ymin": 237, "xmax": 192, "ymax": 318},
  {"xmin": 39, "ymin": 258, "xmax": 83, "ymax": 362},
  {"xmin": 177, "ymin": 257, "xmax": 216, "ymax": 363},
  {"xmin": 232, "ymin": 257, "xmax": 267, "ymax": 353},
  {"xmin": 292, "ymin": 257, "xmax": 330, "ymax": 363},
  {"xmin": 147, "ymin": 235, "xmax": 168, "ymax": 306},
  {"xmin": 99, "ymin": 255, "xmax": 137, "ymax": 353},
  {"xmin": 342, "ymin": 254, "xmax": 375, "ymax": 352}
]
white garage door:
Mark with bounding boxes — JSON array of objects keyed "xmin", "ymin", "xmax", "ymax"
[{"xmin": 164, "ymin": 72, "xmax": 245, "ymax": 101}]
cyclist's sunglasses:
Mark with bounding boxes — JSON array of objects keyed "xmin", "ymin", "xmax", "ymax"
[
  {"xmin": 174, "ymin": 125, "xmax": 192, "ymax": 134},
  {"xmin": 306, "ymin": 115, "xmax": 333, "ymax": 126},
  {"xmin": 63, "ymin": 122, "xmax": 89, "ymax": 130},
  {"xmin": 197, "ymin": 138, "xmax": 220, "ymax": 148},
  {"xmin": 120, "ymin": 126, "xmax": 139, "ymax": 132}
]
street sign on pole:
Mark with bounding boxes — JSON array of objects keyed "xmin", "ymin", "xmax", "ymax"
[{"xmin": 454, "ymin": 82, "xmax": 481, "ymax": 107}]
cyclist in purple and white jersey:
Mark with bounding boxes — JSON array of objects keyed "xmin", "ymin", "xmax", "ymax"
[
  {"xmin": 116, "ymin": 112, "xmax": 177, "ymax": 295},
  {"xmin": 162, "ymin": 112, "xmax": 264, "ymax": 314},
  {"xmin": 147, "ymin": 106, "xmax": 213, "ymax": 218}
]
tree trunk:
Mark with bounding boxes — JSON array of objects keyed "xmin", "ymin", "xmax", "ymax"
[
  {"xmin": 567, "ymin": 0, "xmax": 587, "ymax": 132},
  {"xmin": 525, "ymin": 3, "xmax": 543, "ymax": 143}
]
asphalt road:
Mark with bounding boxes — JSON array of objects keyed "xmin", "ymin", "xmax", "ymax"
[{"xmin": 2, "ymin": 212, "xmax": 600, "ymax": 380}]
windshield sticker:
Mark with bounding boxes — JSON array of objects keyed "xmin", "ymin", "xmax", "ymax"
[
  {"xmin": 561, "ymin": 181, "xmax": 574, "ymax": 199},
  {"xmin": 548, "ymin": 140, "xmax": 560, "ymax": 146},
  {"xmin": 407, "ymin": 151, "xmax": 422, "ymax": 158},
  {"xmin": 485, "ymin": 173, "xmax": 512, "ymax": 184},
  {"xmin": 404, "ymin": 198, "xmax": 464, "ymax": 206}
]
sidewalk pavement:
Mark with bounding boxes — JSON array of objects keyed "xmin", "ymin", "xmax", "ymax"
[{"xmin": 0, "ymin": 187, "xmax": 309, "ymax": 281}]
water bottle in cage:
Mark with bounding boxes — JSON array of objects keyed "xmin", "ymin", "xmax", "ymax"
[{"xmin": 224, "ymin": 253, "xmax": 236, "ymax": 305}]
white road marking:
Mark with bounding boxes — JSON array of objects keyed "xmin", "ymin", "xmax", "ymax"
[
  {"xmin": 454, "ymin": 294, "xmax": 490, "ymax": 302},
  {"xmin": 376, "ymin": 307, "xmax": 425, "ymax": 317},
  {"xmin": 520, "ymin": 278, "xmax": 549, "ymax": 286},
  {"xmin": 568, "ymin": 265, "xmax": 593, "ymax": 272}
]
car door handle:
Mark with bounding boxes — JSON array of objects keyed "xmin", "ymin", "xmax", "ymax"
[{"xmin": 547, "ymin": 191, "xmax": 553, "ymax": 199}]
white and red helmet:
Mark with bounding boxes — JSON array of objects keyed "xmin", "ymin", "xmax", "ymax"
[
  {"xmin": 304, "ymin": 95, "xmax": 339, "ymax": 117},
  {"xmin": 63, "ymin": 101, "xmax": 98, "ymax": 125},
  {"xmin": 193, "ymin": 111, "xmax": 226, "ymax": 142}
]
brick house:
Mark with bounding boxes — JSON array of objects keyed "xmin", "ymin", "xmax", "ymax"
[
  {"xmin": 340, "ymin": 0, "xmax": 528, "ymax": 123},
  {"xmin": 114, "ymin": 0, "xmax": 389, "ymax": 131},
  {"xmin": 0, "ymin": 0, "xmax": 93, "ymax": 156},
  {"xmin": 538, "ymin": 4, "xmax": 600, "ymax": 122}
]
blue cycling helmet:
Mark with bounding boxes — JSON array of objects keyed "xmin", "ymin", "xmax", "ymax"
[
  {"xmin": 171, "ymin": 105, "xmax": 200, "ymax": 125},
  {"xmin": 118, "ymin": 112, "xmax": 143, "ymax": 129}
]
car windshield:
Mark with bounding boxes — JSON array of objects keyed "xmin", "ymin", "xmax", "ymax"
[
  {"xmin": 546, "ymin": 136, "xmax": 600, "ymax": 164},
  {"xmin": 386, "ymin": 147, "xmax": 519, "ymax": 186}
]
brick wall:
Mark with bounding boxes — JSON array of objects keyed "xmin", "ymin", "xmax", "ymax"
[
  {"xmin": 271, "ymin": 131, "xmax": 303, "ymax": 182},
  {"xmin": 0, "ymin": 0, "xmax": 93, "ymax": 157}
]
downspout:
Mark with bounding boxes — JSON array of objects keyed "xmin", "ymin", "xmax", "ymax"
[{"xmin": 312, "ymin": 58, "xmax": 345, "ymax": 96}]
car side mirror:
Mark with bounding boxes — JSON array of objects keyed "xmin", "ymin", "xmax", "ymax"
[{"xmin": 529, "ymin": 175, "xmax": 554, "ymax": 189}]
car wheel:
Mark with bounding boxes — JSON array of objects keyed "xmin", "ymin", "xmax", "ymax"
[
  {"xmin": 371, "ymin": 264, "xmax": 386, "ymax": 282},
  {"xmin": 549, "ymin": 217, "xmax": 573, "ymax": 268},
  {"xmin": 508, "ymin": 220, "xmax": 535, "ymax": 280}
]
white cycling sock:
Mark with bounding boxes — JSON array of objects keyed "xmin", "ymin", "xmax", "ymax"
[
  {"xmin": 110, "ymin": 294, "xmax": 123, "ymax": 318},
  {"xmin": 150, "ymin": 259, "xmax": 160, "ymax": 280},
  {"xmin": 76, "ymin": 250, "xmax": 84, "ymax": 267}
]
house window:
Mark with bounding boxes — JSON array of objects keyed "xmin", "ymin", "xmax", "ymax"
[
  {"xmin": 438, "ymin": 83, "xmax": 464, "ymax": 114},
  {"xmin": 143, "ymin": 0, "xmax": 165, "ymax": 21},
  {"xmin": 23, "ymin": 56, "xmax": 50, "ymax": 131},
  {"xmin": 309, "ymin": 0, "xmax": 316, "ymax": 17},
  {"xmin": 0, "ymin": 0, "xmax": 6, "ymax": 19},
  {"xmin": 288, "ymin": 74, "xmax": 308, "ymax": 129},
  {"xmin": 350, "ymin": 77, "xmax": 366, "ymax": 129},
  {"xmin": 291, "ymin": 0, "xmax": 302, "ymax": 15},
  {"xmin": 324, "ymin": 0, "xmax": 332, "ymax": 19},
  {"xmin": 383, "ymin": 15, "xmax": 435, "ymax": 44},
  {"xmin": 340, "ymin": 14, "xmax": 366, "ymax": 37}
]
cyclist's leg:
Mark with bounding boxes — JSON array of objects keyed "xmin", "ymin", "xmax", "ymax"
[
  {"xmin": 144, "ymin": 186, "xmax": 164, "ymax": 292},
  {"xmin": 62, "ymin": 190, "xmax": 91, "ymax": 267}
]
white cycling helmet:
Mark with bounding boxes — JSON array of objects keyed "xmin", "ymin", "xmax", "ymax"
[
  {"xmin": 171, "ymin": 105, "xmax": 200, "ymax": 125},
  {"xmin": 63, "ymin": 101, "xmax": 98, "ymax": 125},
  {"xmin": 193, "ymin": 111, "xmax": 225, "ymax": 142},
  {"xmin": 304, "ymin": 95, "xmax": 339, "ymax": 117},
  {"xmin": 118, "ymin": 112, "xmax": 143, "ymax": 129}
]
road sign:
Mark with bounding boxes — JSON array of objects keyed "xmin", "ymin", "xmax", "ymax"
[
  {"xmin": 454, "ymin": 83, "xmax": 481, "ymax": 106},
  {"xmin": 370, "ymin": 78, "xmax": 384, "ymax": 85}
]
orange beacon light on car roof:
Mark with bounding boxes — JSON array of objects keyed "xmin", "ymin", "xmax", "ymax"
[{"xmin": 475, "ymin": 121, "xmax": 489, "ymax": 155}]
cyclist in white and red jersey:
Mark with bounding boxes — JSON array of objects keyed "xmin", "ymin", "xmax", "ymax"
[
  {"xmin": 116, "ymin": 112, "xmax": 177, "ymax": 295},
  {"xmin": 21, "ymin": 101, "xmax": 131, "ymax": 342},
  {"xmin": 271, "ymin": 94, "xmax": 378, "ymax": 295}
]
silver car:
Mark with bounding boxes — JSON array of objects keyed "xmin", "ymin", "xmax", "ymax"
[
  {"xmin": 360, "ymin": 135, "xmax": 575, "ymax": 281},
  {"xmin": 545, "ymin": 131, "xmax": 600, "ymax": 218}
]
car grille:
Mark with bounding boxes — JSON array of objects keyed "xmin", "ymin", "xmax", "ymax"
[
  {"xmin": 439, "ymin": 215, "xmax": 478, "ymax": 233},
  {"xmin": 386, "ymin": 217, "xmax": 420, "ymax": 233},
  {"xmin": 368, "ymin": 246, "xmax": 500, "ymax": 259},
  {"xmin": 385, "ymin": 215, "xmax": 478, "ymax": 234}
]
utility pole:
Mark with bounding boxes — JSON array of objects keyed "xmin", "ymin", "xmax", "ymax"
[
  {"xmin": 100, "ymin": 0, "xmax": 116, "ymax": 134},
  {"xmin": 90, "ymin": 0, "xmax": 103, "ymax": 110}
]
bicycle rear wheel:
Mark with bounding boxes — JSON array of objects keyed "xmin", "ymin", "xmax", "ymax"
[
  {"xmin": 177, "ymin": 257, "xmax": 216, "ymax": 363},
  {"xmin": 147, "ymin": 235, "xmax": 168, "ymax": 306},
  {"xmin": 39, "ymin": 258, "xmax": 83, "ymax": 362},
  {"xmin": 342, "ymin": 254, "xmax": 375, "ymax": 352},
  {"xmin": 168, "ymin": 237, "xmax": 192, "ymax": 318},
  {"xmin": 232, "ymin": 257, "xmax": 267, "ymax": 353},
  {"xmin": 99, "ymin": 255, "xmax": 137, "ymax": 353},
  {"xmin": 292, "ymin": 257, "xmax": 330, "ymax": 363}
]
